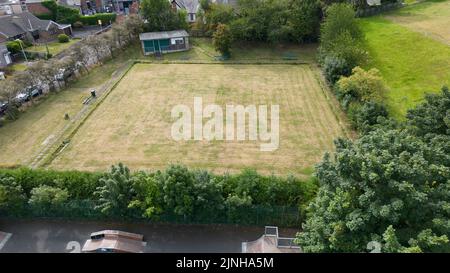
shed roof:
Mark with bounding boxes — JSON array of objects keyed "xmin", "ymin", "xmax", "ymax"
[{"xmin": 139, "ymin": 30, "xmax": 189, "ymax": 41}]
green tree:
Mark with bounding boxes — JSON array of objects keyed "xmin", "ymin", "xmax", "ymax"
[
  {"xmin": 128, "ymin": 171, "xmax": 161, "ymax": 218},
  {"xmin": 287, "ymin": 0, "xmax": 321, "ymax": 42},
  {"xmin": 157, "ymin": 165, "xmax": 195, "ymax": 216},
  {"xmin": 94, "ymin": 163, "xmax": 135, "ymax": 216},
  {"xmin": 213, "ymin": 23, "xmax": 233, "ymax": 57},
  {"xmin": 296, "ymin": 127, "xmax": 450, "ymax": 252},
  {"xmin": 319, "ymin": 3, "xmax": 366, "ymax": 69},
  {"xmin": 407, "ymin": 86, "xmax": 450, "ymax": 137},
  {"xmin": 140, "ymin": 0, "xmax": 188, "ymax": 31},
  {"xmin": 0, "ymin": 177, "xmax": 26, "ymax": 215}
]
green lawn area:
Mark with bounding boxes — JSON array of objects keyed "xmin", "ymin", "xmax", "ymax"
[
  {"xmin": 359, "ymin": 14, "xmax": 450, "ymax": 119},
  {"xmin": 385, "ymin": 0, "xmax": 450, "ymax": 45},
  {"xmin": 27, "ymin": 39, "xmax": 80, "ymax": 55}
]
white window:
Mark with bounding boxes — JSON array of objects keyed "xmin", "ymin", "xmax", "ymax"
[
  {"xmin": 189, "ymin": 13, "xmax": 195, "ymax": 22},
  {"xmin": 171, "ymin": 38, "xmax": 184, "ymax": 45}
]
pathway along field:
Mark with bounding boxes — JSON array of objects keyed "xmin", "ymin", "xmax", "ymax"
[{"xmin": 50, "ymin": 63, "xmax": 348, "ymax": 176}]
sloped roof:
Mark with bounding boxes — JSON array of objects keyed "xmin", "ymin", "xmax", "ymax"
[
  {"xmin": 140, "ymin": 30, "xmax": 189, "ymax": 40},
  {"xmin": 173, "ymin": 0, "xmax": 199, "ymax": 14},
  {"xmin": 0, "ymin": 11, "xmax": 53, "ymax": 38}
]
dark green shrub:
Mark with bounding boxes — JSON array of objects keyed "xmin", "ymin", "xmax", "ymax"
[
  {"xmin": 323, "ymin": 55, "xmax": 351, "ymax": 84},
  {"xmin": 6, "ymin": 40, "xmax": 25, "ymax": 54},
  {"xmin": 58, "ymin": 34, "xmax": 70, "ymax": 43},
  {"xmin": 79, "ymin": 13, "xmax": 117, "ymax": 26}
]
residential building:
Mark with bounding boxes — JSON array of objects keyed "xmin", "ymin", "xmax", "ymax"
[
  {"xmin": 171, "ymin": 0, "xmax": 199, "ymax": 23},
  {"xmin": 0, "ymin": 11, "xmax": 72, "ymax": 43}
]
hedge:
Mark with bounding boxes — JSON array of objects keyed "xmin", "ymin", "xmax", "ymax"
[
  {"xmin": 78, "ymin": 13, "xmax": 117, "ymax": 26},
  {"xmin": 0, "ymin": 165, "xmax": 318, "ymax": 227}
]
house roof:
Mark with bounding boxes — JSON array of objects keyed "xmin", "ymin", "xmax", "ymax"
[
  {"xmin": 173, "ymin": 0, "xmax": 199, "ymax": 14},
  {"xmin": 139, "ymin": 30, "xmax": 189, "ymax": 40},
  {"xmin": 0, "ymin": 11, "xmax": 60, "ymax": 38}
]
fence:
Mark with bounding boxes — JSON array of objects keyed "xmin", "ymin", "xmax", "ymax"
[
  {"xmin": 0, "ymin": 200, "xmax": 302, "ymax": 227},
  {"xmin": 356, "ymin": 2, "xmax": 404, "ymax": 17}
]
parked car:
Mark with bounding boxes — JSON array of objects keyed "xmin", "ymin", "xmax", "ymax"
[
  {"xmin": 0, "ymin": 101, "xmax": 8, "ymax": 116},
  {"xmin": 14, "ymin": 86, "xmax": 43, "ymax": 103},
  {"xmin": 55, "ymin": 68, "xmax": 74, "ymax": 81}
]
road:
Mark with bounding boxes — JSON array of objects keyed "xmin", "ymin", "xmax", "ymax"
[{"xmin": 0, "ymin": 219, "xmax": 298, "ymax": 253}]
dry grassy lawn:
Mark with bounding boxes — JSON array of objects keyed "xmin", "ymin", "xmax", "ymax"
[
  {"xmin": 0, "ymin": 46, "xmax": 140, "ymax": 167},
  {"xmin": 49, "ymin": 63, "xmax": 348, "ymax": 176}
]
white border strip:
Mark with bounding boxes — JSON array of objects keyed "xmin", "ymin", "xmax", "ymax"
[{"xmin": 0, "ymin": 232, "xmax": 12, "ymax": 251}]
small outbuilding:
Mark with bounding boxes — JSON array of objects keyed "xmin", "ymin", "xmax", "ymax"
[{"xmin": 139, "ymin": 30, "xmax": 190, "ymax": 55}]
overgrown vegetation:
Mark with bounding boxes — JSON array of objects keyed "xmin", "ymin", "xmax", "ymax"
[
  {"xmin": 296, "ymin": 86, "xmax": 450, "ymax": 252},
  {"xmin": 0, "ymin": 164, "xmax": 318, "ymax": 226}
]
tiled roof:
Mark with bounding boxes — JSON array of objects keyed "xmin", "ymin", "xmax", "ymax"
[{"xmin": 0, "ymin": 11, "xmax": 52, "ymax": 38}]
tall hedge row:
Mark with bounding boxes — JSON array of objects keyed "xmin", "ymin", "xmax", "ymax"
[{"xmin": 0, "ymin": 165, "xmax": 318, "ymax": 226}]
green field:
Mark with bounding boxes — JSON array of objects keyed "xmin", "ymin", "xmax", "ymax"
[{"xmin": 359, "ymin": 1, "xmax": 450, "ymax": 118}]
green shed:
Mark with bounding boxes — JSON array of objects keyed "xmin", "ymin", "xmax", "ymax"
[{"xmin": 139, "ymin": 30, "xmax": 190, "ymax": 55}]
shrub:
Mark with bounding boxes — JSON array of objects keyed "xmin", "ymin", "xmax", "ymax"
[
  {"xmin": 336, "ymin": 66, "xmax": 386, "ymax": 103},
  {"xmin": 29, "ymin": 185, "xmax": 69, "ymax": 208},
  {"xmin": 57, "ymin": 34, "xmax": 70, "ymax": 43},
  {"xmin": 6, "ymin": 40, "xmax": 25, "ymax": 54},
  {"xmin": 0, "ymin": 176, "xmax": 26, "ymax": 215},
  {"xmin": 0, "ymin": 165, "xmax": 318, "ymax": 226},
  {"xmin": 323, "ymin": 55, "xmax": 351, "ymax": 84},
  {"xmin": 78, "ymin": 13, "xmax": 117, "ymax": 26},
  {"xmin": 355, "ymin": 101, "xmax": 388, "ymax": 131},
  {"xmin": 73, "ymin": 21, "xmax": 84, "ymax": 28},
  {"xmin": 213, "ymin": 23, "xmax": 232, "ymax": 57}
]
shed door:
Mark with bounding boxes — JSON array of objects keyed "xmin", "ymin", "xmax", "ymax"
[
  {"xmin": 158, "ymin": 39, "xmax": 170, "ymax": 51},
  {"xmin": 143, "ymin": 40, "xmax": 154, "ymax": 53}
]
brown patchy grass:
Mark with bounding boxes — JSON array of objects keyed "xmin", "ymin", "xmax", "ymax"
[
  {"xmin": 50, "ymin": 63, "xmax": 348, "ymax": 176},
  {"xmin": 0, "ymin": 45, "xmax": 141, "ymax": 166}
]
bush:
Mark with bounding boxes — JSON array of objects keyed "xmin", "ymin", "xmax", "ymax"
[
  {"xmin": 6, "ymin": 40, "xmax": 25, "ymax": 54},
  {"xmin": 336, "ymin": 66, "xmax": 386, "ymax": 103},
  {"xmin": 322, "ymin": 55, "xmax": 351, "ymax": 84},
  {"xmin": 355, "ymin": 101, "xmax": 388, "ymax": 130},
  {"xmin": 79, "ymin": 13, "xmax": 117, "ymax": 26},
  {"xmin": 29, "ymin": 185, "xmax": 69, "ymax": 208},
  {"xmin": 73, "ymin": 21, "xmax": 84, "ymax": 28},
  {"xmin": 0, "ymin": 164, "xmax": 317, "ymax": 226},
  {"xmin": 57, "ymin": 34, "xmax": 70, "ymax": 43},
  {"xmin": 0, "ymin": 177, "xmax": 26, "ymax": 215},
  {"xmin": 213, "ymin": 23, "xmax": 232, "ymax": 57}
]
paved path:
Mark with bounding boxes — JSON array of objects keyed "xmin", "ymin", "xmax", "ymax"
[{"xmin": 0, "ymin": 219, "xmax": 296, "ymax": 253}]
